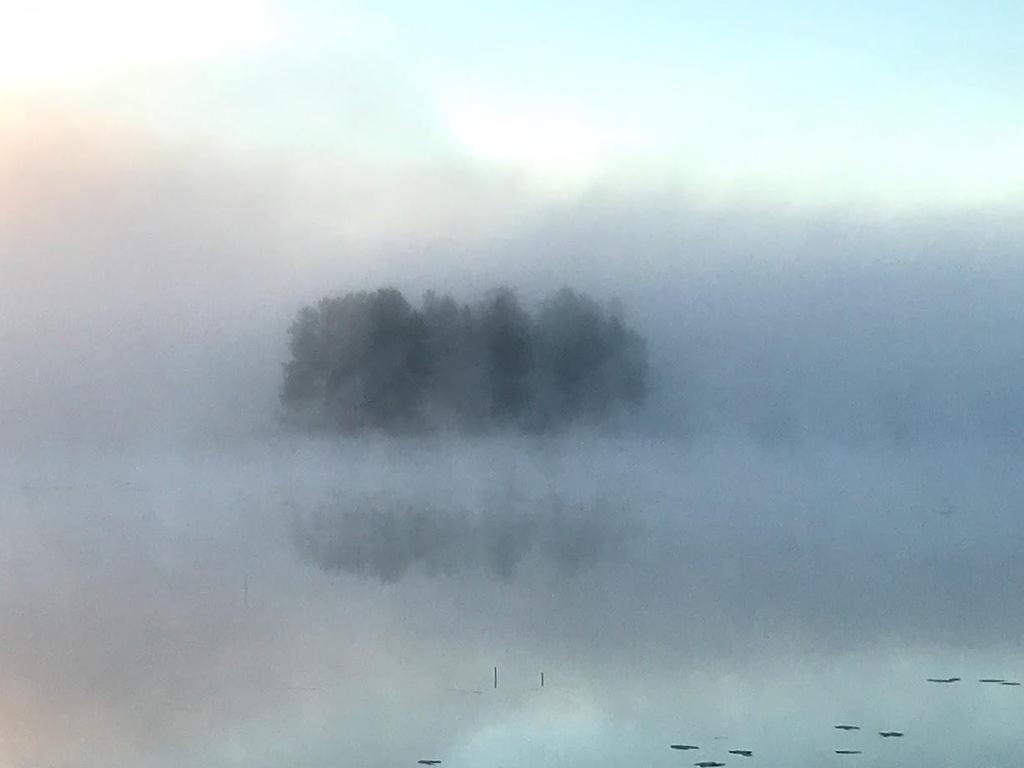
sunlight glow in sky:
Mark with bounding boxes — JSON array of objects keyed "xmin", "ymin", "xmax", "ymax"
[{"xmin": 0, "ymin": 0, "xmax": 1021, "ymax": 206}]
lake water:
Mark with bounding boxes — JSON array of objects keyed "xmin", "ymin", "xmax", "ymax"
[{"xmin": 3, "ymin": 436, "xmax": 1022, "ymax": 767}]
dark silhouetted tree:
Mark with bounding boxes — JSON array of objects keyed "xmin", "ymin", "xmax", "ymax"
[
  {"xmin": 480, "ymin": 288, "xmax": 535, "ymax": 424},
  {"xmin": 421, "ymin": 291, "xmax": 488, "ymax": 427},
  {"xmin": 282, "ymin": 288, "xmax": 427, "ymax": 431},
  {"xmin": 534, "ymin": 288, "xmax": 648, "ymax": 427}
]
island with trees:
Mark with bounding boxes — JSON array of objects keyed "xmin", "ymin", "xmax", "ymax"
[{"xmin": 281, "ymin": 286, "xmax": 648, "ymax": 433}]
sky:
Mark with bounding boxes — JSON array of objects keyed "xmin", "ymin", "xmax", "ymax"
[
  {"xmin": 3, "ymin": 3, "xmax": 1024, "ymax": 768},
  {"xmin": 1, "ymin": 1, "xmax": 1022, "ymax": 206}
]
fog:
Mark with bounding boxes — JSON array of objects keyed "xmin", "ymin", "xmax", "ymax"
[
  {"xmin": 4, "ymin": 113, "xmax": 1024, "ymax": 767},
  {"xmin": 5, "ymin": 114, "xmax": 1024, "ymax": 448}
]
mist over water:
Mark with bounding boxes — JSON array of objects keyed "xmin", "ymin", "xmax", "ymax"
[
  {"xmin": 4, "ymin": 117, "xmax": 1024, "ymax": 767},
  {"xmin": 5, "ymin": 435, "xmax": 1024, "ymax": 767}
]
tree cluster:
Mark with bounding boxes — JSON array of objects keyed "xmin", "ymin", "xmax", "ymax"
[{"xmin": 281, "ymin": 286, "xmax": 647, "ymax": 433}]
